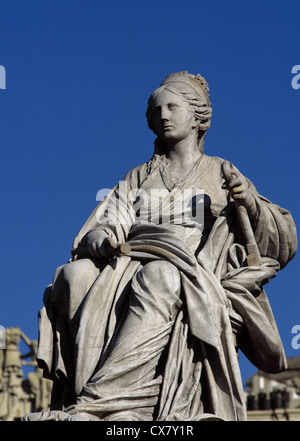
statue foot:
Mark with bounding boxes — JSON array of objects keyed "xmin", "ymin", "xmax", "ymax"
[
  {"xmin": 22, "ymin": 411, "xmax": 71, "ymax": 421},
  {"xmin": 22, "ymin": 410, "xmax": 101, "ymax": 421}
]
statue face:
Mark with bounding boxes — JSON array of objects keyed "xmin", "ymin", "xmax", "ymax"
[{"xmin": 150, "ymin": 89, "xmax": 195, "ymax": 144}]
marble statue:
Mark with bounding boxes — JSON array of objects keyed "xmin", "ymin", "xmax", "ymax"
[{"xmin": 23, "ymin": 71, "xmax": 297, "ymax": 421}]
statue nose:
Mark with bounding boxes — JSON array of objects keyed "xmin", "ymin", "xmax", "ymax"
[{"xmin": 161, "ymin": 109, "xmax": 170, "ymax": 121}]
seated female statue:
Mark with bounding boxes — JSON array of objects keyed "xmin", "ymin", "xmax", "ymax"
[{"xmin": 26, "ymin": 71, "xmax": 297, "ymax": 421}]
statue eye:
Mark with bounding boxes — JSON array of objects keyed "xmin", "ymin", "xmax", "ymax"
[{"xmin": 168, "ymin": 104, "xmax": 175, "ymax": 110}]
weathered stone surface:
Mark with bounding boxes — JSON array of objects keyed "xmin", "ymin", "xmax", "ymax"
[{"xmin": 23, "ymin": 72, "xmax": 297, "ymax": 422}]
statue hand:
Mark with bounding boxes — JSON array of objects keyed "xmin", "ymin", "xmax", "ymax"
[
  {"xmin": 224, "ymin": 173, "xmax": 257, "ymax": 220},
  {"xmin": 82, "ymin": 230, "xmax": 118, "ymax": 258}
]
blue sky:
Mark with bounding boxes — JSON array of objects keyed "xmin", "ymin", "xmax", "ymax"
[{"xmin": 0, "ymin": 0, "xmax": 299, "ymax": 386}]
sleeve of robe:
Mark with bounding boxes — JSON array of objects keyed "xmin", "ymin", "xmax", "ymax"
[{"xmin": 252, "ymin": 193, "xmax": 297, "ymax": 268}]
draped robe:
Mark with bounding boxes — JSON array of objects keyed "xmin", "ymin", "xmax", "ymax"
[{"xmin": 34, "ymin": 153, "xmax": 297, "ymax": 421}]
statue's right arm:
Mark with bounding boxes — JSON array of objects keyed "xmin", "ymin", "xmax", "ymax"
[{"xmin": 80, "ymin": 229, "xmax": 118, "ymax": 258}]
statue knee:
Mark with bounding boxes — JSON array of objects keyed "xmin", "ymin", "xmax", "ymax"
[
  {"xmin": 51, "ymin": 258, "xmax": 100, "ymax": 318},
  {"xmin": 55, "ymin": 258, "xmax": 99, "ymax": 288},
  {"xmin": 132, "ymin": 261, "xmax": 182, "ymax": 321},
  {"xmin": 143, "ymin": 260, "xmax": 180, "ymax": 286},
  {"xmin": 136, "ymin": 260, "xmax": 181, "ymax": 297}
]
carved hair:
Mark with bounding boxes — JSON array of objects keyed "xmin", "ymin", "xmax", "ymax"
[{"xmin": 146, "ymin": 75, "xmax": 212, "ymax": 154}]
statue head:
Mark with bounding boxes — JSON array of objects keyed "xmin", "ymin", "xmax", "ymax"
[{"xmin": 146, "ymin": 71, "xmax": 212, "ymax": 153}]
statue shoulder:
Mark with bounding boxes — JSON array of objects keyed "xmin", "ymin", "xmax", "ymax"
[
  {"xmin": 121, "ymin": 161, "xmax": 150, "ymax": 188},
  {"xmin": 202, "ymin": 154, "xmax": 229, "ymax": 177},
  {"xmin": 203, "ymin": 154, "xmax": 227, "ymax": 166},
  {"xmin": 204, "ymin": 155, "xmax": 256, "ymax": 186}
]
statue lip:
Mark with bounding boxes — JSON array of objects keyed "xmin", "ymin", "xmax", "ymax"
[{"xmin": 162, "ymin": 124, "xmax": 174, "ymax": 130}]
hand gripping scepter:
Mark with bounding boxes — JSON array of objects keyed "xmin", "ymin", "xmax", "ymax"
[
  {"xmin": 71, "ymin": 237, "xmax": 131, "ymax": 260},
  {"xmin": 222, "ymin": 160, "xmax": 262, "ymax": 267}
]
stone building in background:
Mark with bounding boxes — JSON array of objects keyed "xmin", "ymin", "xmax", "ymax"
[
  {"xmin": 0, "ymin": 327, "xmax": 52, "ymax": 421},
  {"xmin": 246, "ymin": 356, "xmax": 300, "ymax": 421}
]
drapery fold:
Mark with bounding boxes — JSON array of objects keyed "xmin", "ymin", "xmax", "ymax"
[{"xmin": 33, "ymin": 155, "xmax": 297, "ymax": 421}]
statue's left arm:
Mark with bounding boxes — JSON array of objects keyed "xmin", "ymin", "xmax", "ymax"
[
  {"xmin": 223, "ymin": 160, "xmax": 297, "ymax": 269},
  {"xmin": 251, "ymin": 194, "xmax": 297, "ymax": 269}
]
